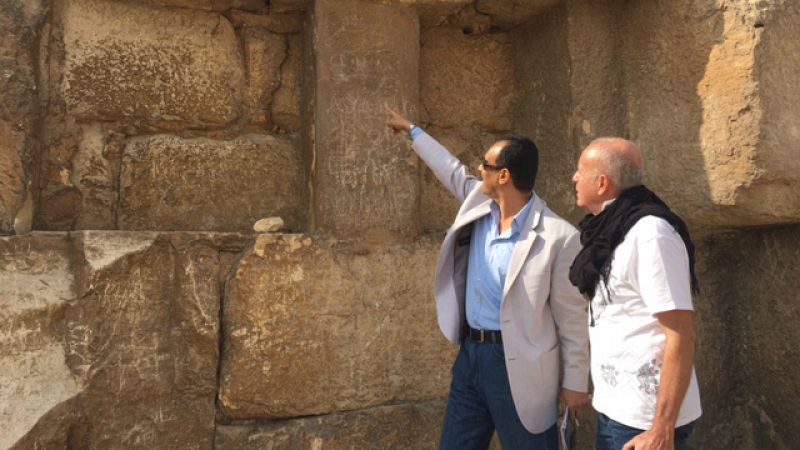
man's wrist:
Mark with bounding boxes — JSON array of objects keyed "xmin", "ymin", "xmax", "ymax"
[{"xmin": 408, "ymin": 123, "xmax": 423, "ymax": 141}]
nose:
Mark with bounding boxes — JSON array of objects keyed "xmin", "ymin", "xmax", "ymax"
[{"xmin": 572, "ymin": 171, "xmax": 579, "ymax": 183}]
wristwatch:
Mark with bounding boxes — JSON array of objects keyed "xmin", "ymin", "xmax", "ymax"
[{"xmin": 408, "ymin": 123, "xmax": 417, "ymax": 140}]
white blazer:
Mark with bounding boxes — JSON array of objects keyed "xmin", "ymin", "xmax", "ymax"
[{"xmin": 413, "ymin": 133, "xmax": 590, "ymax": 434}]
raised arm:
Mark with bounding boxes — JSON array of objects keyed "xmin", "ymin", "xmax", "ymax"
[{"xmin": 386, "ymin": 106, "xmax": 479, "ymax": 203}]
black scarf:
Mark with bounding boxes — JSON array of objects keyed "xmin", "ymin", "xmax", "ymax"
[{"xmin": 568, "ymin": 185, "xmax": 700, "ymax": 300}]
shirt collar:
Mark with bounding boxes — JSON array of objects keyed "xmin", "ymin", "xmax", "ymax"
[{"xmin": 490, "ymin": 194, "xmax": 535, "ymax": 235}]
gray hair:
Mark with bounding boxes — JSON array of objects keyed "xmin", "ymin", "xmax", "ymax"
[{"xmin": 589, "ymin": 137, "xmax": 644, "ymax": 189}]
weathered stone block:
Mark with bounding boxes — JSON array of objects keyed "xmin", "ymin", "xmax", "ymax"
[
  {"xmin": 215, "ymin": 401, "xmax": 446, "ymax": 449},
  {"xmin": 269, "ymin": 0, "xmax": 311, "ymax": 13},
  {"xmin": 623, "ymin": 0, "xmax": 800, "ymax": 229},
  {"xmin": 475, "ymin": 0, "xmax": 562, "ymax": 27},
  {"xmin": 229, "ymin": 10, "xmax": 304, "ymax": 34},
  {"xmin": 219, "ymin": 234, "xmax": 455, "ymax": 419},
  {"xmin": 58, "ymin": 0, "xmax": 244, "ymax": 127},
  {"xmin": 242, "ymin": 29, "xmax": 287, "ymax": 127},
  {"xmin": 1, "ymin": 232, "xmax": 249, "ymax": 448},
  {"xmin": 0, "ymin": 1, "xmax": 44, "ymax": 234},
  {"xmin": 128, "ymin": 0, "xmax": 267, "ymax": 12},
  {"xmin": 421, "ymin": 27, "xmax": 514, "ymax": 132},
  {"xmin": 510, "ymin": 5, "xmax": 575, "ymax": 221},
  {"xmin": 64, "ymin": 232, "xmax": 227, "ymax": 448},
  {"xmin": 0, "ymin": 234, "xmax": 79, "ymax": 449},
  {"xmin": 0, "ymin": 122, "xmax": 26, "ymax": 234},
  {"xmin": 118, "ymin": 134, "xmax": 306, "ymax": 232},
  {"xmin": 694, "ymin": 226, "xmax": 800, "ymax": 449},
  {"xmin": 312, "ymin": 0, "xmax": 420, "ymax": 241},
  {"xmin": 271, "ymin": 34, "xmax": 303, "ymax": 131}
]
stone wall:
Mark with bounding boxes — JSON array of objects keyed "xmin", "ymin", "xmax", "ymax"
[{"xmin": 2, "ymin": 0, "xmax": 799, "ymax": 449}]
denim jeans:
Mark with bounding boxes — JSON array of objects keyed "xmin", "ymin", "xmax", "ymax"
[
  {"xmin": 595, "ymin": 413, "xmax": 696, "ymax": 450},
  {"xmin": 438, "ymin": 337, "xmax": 558, "ymax": 450}
]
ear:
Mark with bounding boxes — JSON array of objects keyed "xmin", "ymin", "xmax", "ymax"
[
  {"xmin": 498, "ymin": 169, "xmax": 511, "ymax": 185},
  {"xmin": 596, "ymin": 174, "xmax": 611, "ymax": 195}
]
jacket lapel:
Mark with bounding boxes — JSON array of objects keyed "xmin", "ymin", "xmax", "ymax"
[
  {"xmin": 503, "ymin": 195, "xmax": 544, "ymax": 297},
  {"xmin": 450, "ymin": 197, "xmax": 492, "ymax": 233}
]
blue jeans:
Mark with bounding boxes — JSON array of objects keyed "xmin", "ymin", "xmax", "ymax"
[
  {"xmin": 596, "ymin": 413, "xmax": 696, "ymax": 450},
  {"xmin": 439, "ymin": 337, "xmax": 558, "ymax": 450}
]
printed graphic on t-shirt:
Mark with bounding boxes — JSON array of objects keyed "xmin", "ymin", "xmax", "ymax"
[
  {"xmin": 596, "ymin": 349, "xmax": 663, "ymax": 410},
  {"xmin": 637, "ymin": 359, "xmax": 661, "ymax": 396},
  {"xmin": 600, "ymin": 364, "xmax": 619, "ymax": 387}
]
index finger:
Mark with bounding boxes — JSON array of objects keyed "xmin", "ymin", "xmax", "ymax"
[{"xmin": 384, "ymin": 105, "xmax": 401, "ymax": 117}]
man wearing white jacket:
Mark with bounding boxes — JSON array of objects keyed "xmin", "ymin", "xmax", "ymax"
[{"xmin": 386, "ymin": 107, "xmax": 589, "ymax": 450}]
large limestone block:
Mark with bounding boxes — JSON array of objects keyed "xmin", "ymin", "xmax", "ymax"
[
  {"xmin": 475, "ymin": 0, "xmax": 562, "ymax": 27},
  {"xmin": 1, "ymin": 232, "xmax": 248, "ymax": 448},
  {"xmin": 510, "ymin": 5, "xmax": 576, "ymax": 221},
  {"xmin": 0, "ymin": 234, "xmax": 80, "ymax": 449},
  {"xmin": 421, "ymin": 27, "xmax": 514, "ymax": 132},
  {"xmin": 118, "ymin": 134, "xmax": 306, "ymax": 232},
  {"xmin": 219, "ymin": 234, "xmax": 455, "ymax": 419},
  {"xmin": 126, "ymin": 0, "xmax": 267, "ymax": 11},
  {"xmin": 623, "ymin": 0, "xmax": 800, "ymax": 228},
  {"xmin": 0, "ymin": 1, "xmax": 44, "ymax": 234},
  {"xmin": 271, "ymin": 34, "xmax": 303, "ymax": 131},
  {"xmin": 312, "ymin": 0, "xmax": 420, "ymax": 241},
  {"xmin": 216, "ymin": 401, "xmax": 446, "ymax": 449},
  {"xmin": 694, "ymin": 226, "xmax": 800, "ymax": 449},
  {"xmin": 242, "ymin": 29, "xmax": 287, "ymax": 127},
  {"xmin": 57, "ymin": 0, "xmax": 244, "ymax": 127},
  {"xmin": 0, "ymin": 122, "xmax": 26, "ymax": 234},
  {"xmin": 64, "ymin": 232, "xmax": 224, "ymax": 448}
]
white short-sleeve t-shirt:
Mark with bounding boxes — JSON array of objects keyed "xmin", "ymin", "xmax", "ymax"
[{"xmin": 589, "ymin": 215, "xmax": 702, "ymax": 430}]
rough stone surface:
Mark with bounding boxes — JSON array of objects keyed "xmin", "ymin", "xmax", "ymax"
[
  {"xmin": 215, "ymin": 401, "xmax": 446, "ymax": 449},
  {"xmin": 65, "ymin": 232, "xmax": 226, "ymax": 448},
  {"xmin": 219, "ymin": 233, "xmax": 455, "ymax": 419},
  {"xmin": 622, "ymin": 0, "xmax": 729, "ymax": 228},
  {"xmin": 510, "ymin": 4, "xmax": 575, "ymax": 221},
  {"xmin": 269, "ymin": 0, "xmax": 311, "ymax": 13},
  {"xmin": 421, "ymin": 26, "xmax": 514, "ymax": 132},
  {"xmin": 312, "ymin": 0, "xmax": 420, "ymax": 241},
  {"xmin": 692, "ymin": 226, "xmax": 800, "ymax": 449},
  {"xmin": 242, "ymin": 28, "xmax": 287, "ymax": 127},
  {"xmin": 271, "ymin": 34, "xmax": 303, "ymax": 131},
  {"xmin": 130, "ymin": 0, "xmax": 267, "ymax": 12},
  {"xmin": 0, "ymin": 122, "xmax": 27, "ymax": 234},
  {"xmin": 475, "ymin": 0, "xmax": 562, "ymax": 27},
  {"xmin": 70, "ymin": 123, "xmax": 122, "ymax": 229},
  {"xmin": 118, "ymin": 134, "xmax": 306, "ymax": 232},
  {"xmin": 1, "ymin": 232, "xmax": 249, "ymax": 449},
  {"xmin": 0, "ymin": 234, "xmax": 79, "ymax": 449},
  {"xmin": 0, "ymin": 1, "xmax": 45, "ymax": 234},
  {"xmin": 229, "ymin": 10, "xmax": 303, "ymax": 34},
  {"xmin": 57, "ymin": 0, "xmax": 244, "ymax": 127}
]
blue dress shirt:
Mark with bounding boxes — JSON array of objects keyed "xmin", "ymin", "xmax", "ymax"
[{"xmin": 464, "ymin": 198, "xmax": 534, "ymax": 331}]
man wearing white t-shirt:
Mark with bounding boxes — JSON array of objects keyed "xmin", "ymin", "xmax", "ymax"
[{"xmin": 568, "ymin": 138, "xmax": 701, "ymax": 450}]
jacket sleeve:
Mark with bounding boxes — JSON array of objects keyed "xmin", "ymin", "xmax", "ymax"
[
  {"xmin": 411, "ymin": 132, "xmax": 480, "ymax": 204},
  {"xmin": 549, "ymin": 230, "xmax": 590, "ymax": 393}
]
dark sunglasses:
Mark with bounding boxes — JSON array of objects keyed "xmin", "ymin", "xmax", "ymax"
[{"xmin": 481, "ymin": 157, "xmax": 505, "ymax": 171}]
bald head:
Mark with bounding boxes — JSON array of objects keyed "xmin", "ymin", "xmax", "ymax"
[{"xmin": 584, "ymin": 137, "xmax": 644, "ymax": 191}]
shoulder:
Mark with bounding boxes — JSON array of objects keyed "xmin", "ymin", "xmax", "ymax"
[
  {"xmin": 538, "ymin": 202, "xmax": 579, "ymax": 240},
  {"xmin": 627, "ymin": 215, "xmax": 680, "ymax": 242}
]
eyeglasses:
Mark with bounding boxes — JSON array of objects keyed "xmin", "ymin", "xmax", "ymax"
[{"xmin": 481, "ymin": 157, "xmax": 505, "ymax": 171}]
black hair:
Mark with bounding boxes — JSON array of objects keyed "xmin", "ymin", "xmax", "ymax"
[{"xmin": 495, "ymin": 134, "xmax": 539, "ymax": 192}]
